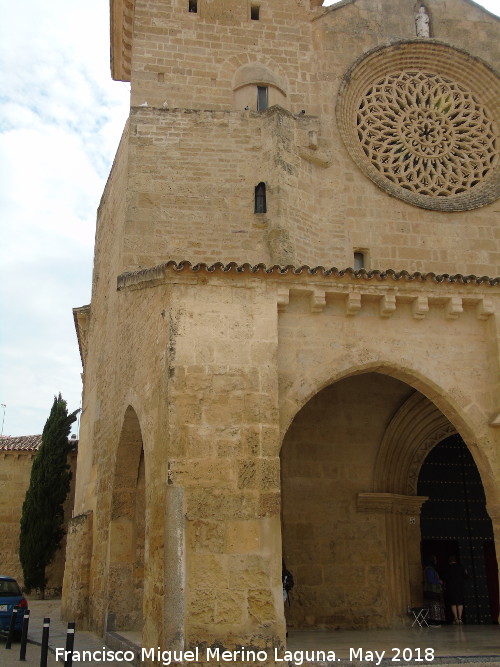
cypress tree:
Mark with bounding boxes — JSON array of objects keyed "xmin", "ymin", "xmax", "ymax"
[{"xmin": 19, "ymin": 393, "xmax": 79, "ymax": 595}]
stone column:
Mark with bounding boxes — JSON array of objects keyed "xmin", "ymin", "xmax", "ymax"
[
  {"xmin": 163, "ymin": 483, "xmax": 186, "ymax": 649},
  {"xmin": 357, "ymin": 493, "xmax": 428, "ymax": 623}
]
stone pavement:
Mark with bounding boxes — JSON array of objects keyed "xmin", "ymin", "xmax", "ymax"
[
  {"xmin": 1, "ymin": 599, "xmax": 129, "ymax": 666},
  {"xmin": 3, "ymin": 599, "xmax": 499, "ymax": 667},
  {"xmin": 1, "ymin": 634, "xmax": 60, "ymax": 667}
]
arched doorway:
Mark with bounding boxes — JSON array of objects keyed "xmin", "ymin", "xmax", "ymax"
[
  {"xmin": 280, "ymin": 372, "xmax": 415, "ymax": 629},
  {"xmin": 418, "ymin": 434, "xmax": 499, "ymax": 624},
  {"xmin": 280, "ymin": 371, "xmax": 498, "ymax": 630},
  {"xmin": 107, "ymin": 406, "xmax": 145, "ymax": 632}
]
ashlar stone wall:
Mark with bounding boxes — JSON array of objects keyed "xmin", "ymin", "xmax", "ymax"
[
  {"xmin": 64, "ymin": 263, "xmax": 500, "ymax": 651},
  {"xmin": 112, "ymin": 0, "xmax": 500, "ymax": 276},
  {"xmin": 0, "ymin": 451, "xmax": 36, "ymax": 582},
  {"xmin": 0, "ymin": 448, "xmax": 76, "ymax": 596}
]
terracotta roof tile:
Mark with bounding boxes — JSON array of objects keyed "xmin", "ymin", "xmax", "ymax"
[
  {"xmin": 117, "ymin": 260, "xmax": 500, "ymax": 290},
  {"xmin": 0, "ymin": 435, "xmax": 42, "ymax": 451},
  {"xmin": 0, "ymin": 435, "xmax": 78, "ymax": 452}
]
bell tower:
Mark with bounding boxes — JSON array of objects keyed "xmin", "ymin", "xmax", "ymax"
[{"xmin": 104, "ymin": 0, "xmax": 331, "ymax": 276}]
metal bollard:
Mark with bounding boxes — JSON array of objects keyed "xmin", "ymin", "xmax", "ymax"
[
  {"xmin": 63, "ymin": 621, "xmax": 76, "ymax": 667},
  {"xmin": 19, "ymin": 608, "xmax": 30, "ymax": 661},
  {"xmin": 5, "ymin": 607, "xmax": 18, "ymax": 649},
  {"xmin": 40, "ymin": 617, "xmax": 50, "ymax": 667}
]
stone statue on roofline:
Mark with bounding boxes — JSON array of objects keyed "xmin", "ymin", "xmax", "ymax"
[{"xmin": 416, "ymin": 5, "xmax": 430, "ymax": 37}]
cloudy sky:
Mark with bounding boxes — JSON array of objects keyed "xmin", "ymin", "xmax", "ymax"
[
  {"xmin": 0, "ymin": 0, "xmax": 129, "ymax": 437},
  {"xmin": 0, "ymin": 0, "xmax": 499, "ymax": 437}
]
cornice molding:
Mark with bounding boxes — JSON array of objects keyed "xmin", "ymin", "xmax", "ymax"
[
  {"xmin": 117, "ymin": 260, "xmax": 500, "ymax": 290},
  {"xmin": 110, "ymin": 0, "xmax": 134, "ymax": 82},
  {"xmin": 73, "ymin": 305, "xmax": 91, "ymax": 368}
]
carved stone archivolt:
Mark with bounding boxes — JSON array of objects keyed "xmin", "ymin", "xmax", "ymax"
[
  {"xmin": 373, "ymin": 391, "xmax": 457, "ymax": 495},
  {"xmin": 337, "ymin": 42, "xmax": 500, "ymax": 211}
]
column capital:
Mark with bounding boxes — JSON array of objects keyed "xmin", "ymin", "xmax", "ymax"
[{"xmin": 357, "ymin": 492, "xmax": 428, "ymax": 515}]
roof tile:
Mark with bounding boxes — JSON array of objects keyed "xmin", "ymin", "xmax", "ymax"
[{"xmin": 0, "ymin": 435, "xmax": 42, "ymax": 451}]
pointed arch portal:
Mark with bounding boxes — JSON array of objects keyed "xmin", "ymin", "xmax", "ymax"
[
  {"xmin": 107, "ymin": 406, "xmax": 145, "ymax": 632},
  {"xmin": 280, "ymin": 372, "xmax": 498, "ymax": 629}
]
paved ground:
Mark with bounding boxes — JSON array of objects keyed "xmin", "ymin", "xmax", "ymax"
[
  {"xmin": 1, "ymin": 638, "xmax": 60, "ymax": 667},
  {"xmin": 288, "ymin": 624, "xmax": 500, "ymax": 659},
  {"xmin": 1, "ymin": 599, "xmax": 127, "ymax": 666},
  {"xmin": 2, "ymin": 599, "xmax": 499, "ymax": 666}
]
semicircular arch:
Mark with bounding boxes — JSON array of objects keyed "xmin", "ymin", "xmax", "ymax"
[
  {"xmin": 218, "ymin": 52, "xmax": 290, "ymax": 106},
  {"xmin": 232, "ymin": 63, "xmax": 287, "ymax": 95}
]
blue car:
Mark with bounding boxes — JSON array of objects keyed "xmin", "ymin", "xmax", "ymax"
[{"xmin": 0, "ymin": 576, "xmax": 28, "ymax": 634}]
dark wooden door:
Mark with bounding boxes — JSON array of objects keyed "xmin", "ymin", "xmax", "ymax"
[{"xmin": 418, "ymin": 434, "xmax": 498, "ymax": 624}]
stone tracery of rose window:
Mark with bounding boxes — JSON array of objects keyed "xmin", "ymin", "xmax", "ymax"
[
  {"xmin": 356, "ymin": 71, "xmax": 497, "ymax": 198},
  {"xmin": 336, "ymin": 42, "xmax": 500, "ymax": 211}
]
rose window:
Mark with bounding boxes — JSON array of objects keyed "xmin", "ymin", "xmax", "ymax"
[
  {"xmin": 356, "ymin": 71, "xmax": 497, "ymax": 197},
  {"xmin": 336, "ymin": 43, "xmax": 500, "ymax": 211}
]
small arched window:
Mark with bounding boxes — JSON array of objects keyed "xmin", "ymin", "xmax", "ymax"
[
  {"xmin": 254, "ymin": 182, "xmax": 267, "ymax": 213},
  {"xmin": 257, "ymin": 86, "xmax": 268, "ymax": 111},
  {"xmin": 354, "ymin": 251, "xmax": 367, "ymax": 271}
]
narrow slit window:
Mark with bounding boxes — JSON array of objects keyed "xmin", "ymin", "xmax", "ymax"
[
  {"xmin": 354, "ymin": 251, "xmax": 365, "ymax": 271},
  {"xmin": 257, "ymin": 86, "xmax": 268, "ymax": 112},
  {"xmin": 188, "ymin": 0, "xmax": 198, "ymax": 13},
  {"xmin": 251, "ymin": 5, "xmax": 260, "ymax": 20},
  {"xmin": 255, "ymin": 182, "xmax": 267, "ymax": 213}
]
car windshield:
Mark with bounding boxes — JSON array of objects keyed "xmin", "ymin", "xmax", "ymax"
[{"xmin": 0, "ymin": 580, "xmax": 22, "ymax": 596}]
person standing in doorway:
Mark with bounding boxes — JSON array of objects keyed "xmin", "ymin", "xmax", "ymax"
[
  {"xmin": 444, "ymin": 555, "xmax": 468, "ymax": 624},
  {"xmin": 282, "ymin": 560, "xmax": 294, "ymax": 639},
  {"xmin": 423, "ymin": 555, "xmax": 446, "ymax": 626},
  {"xmin": 282, "ymin": 560, "xmax": 294, "ymax": 604}
]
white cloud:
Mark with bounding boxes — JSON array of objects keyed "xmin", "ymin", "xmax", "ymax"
[{"xmin": 0, "ymin": 0, "xmax": 129, "ymax": 436}]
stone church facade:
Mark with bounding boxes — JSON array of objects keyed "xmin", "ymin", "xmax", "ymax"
[{"xmin": 63, "ymin": 0, "xmax": 500, "ymax": 658}]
